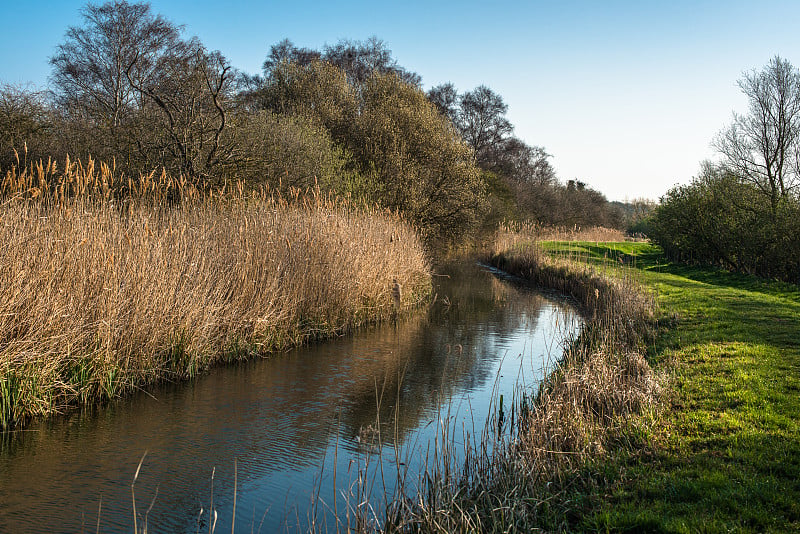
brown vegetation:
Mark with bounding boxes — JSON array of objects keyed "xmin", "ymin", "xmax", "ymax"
[
  {"xmin": 493, "ymin": 220, "xmax": 628, "ymax": 248},
  {"xmin": 0, "ymin": 158, "xmax": 431, "ymax": 431}
]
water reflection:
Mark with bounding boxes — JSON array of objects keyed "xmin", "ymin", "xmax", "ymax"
[{"xmin": 0, "ymin": 262, "xmax": 580, "ymax": 533}]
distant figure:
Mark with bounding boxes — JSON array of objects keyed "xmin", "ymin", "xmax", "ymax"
[{"xmin": 392, "ymin": 278, "xmax": 402, "ymax": 308}]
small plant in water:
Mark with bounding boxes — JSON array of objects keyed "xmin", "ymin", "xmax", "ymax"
[{"xmin": 356, "ymin": 423, "xmax": 381, "ymax": 448}]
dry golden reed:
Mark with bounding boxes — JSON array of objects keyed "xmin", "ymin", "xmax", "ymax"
[
  {"xmin": 0, "ymin": 158, "xmax": 431, "ymax": 430},
  {"xmin": 494, "ymin": 220, "xmax": 628, "ymax": 249},
  {"xmin": 489, "ymin": 229, "xmax": 661, "ymax": 457},
  {"xmin": 2, "ymin": 153, "xmax": 201, "ymax": 203}
]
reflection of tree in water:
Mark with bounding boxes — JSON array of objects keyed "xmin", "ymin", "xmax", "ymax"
[{"xmin": 337, "ymin": 261, "xmax": 563, "ymax": 446}]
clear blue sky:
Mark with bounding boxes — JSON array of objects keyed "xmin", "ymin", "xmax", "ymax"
[{"xmin": 3, "ymin": 0, "xmax": 800, "ymax": 201}]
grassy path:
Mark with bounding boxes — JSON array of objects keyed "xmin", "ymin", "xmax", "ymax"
[{"xmin": 544, "ymin": 242, "xmax": 800, "ymax": 532}]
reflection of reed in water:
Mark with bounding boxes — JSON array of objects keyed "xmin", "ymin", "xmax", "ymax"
[
  {"xmin": 355, "ymin": 423, "xmax": 381, "ymax": 449},
  {"xmin": 445, "ymin": 343, "xmax": 463, "ymax": 355},
  {"xmin": 392, "ymin": 278, "xmax": 402, "ymax": 309},
  {"xmin": 340, "ymin": 264, "xmax": 562, "ymax": 448}
]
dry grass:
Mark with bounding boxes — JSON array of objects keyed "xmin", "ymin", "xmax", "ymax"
[
  {"xmin": 0, "ymin": 158, "xmax": 431, "ymax": 430},
  {"xmin": 489, "ymin": 241, "xmax": 657, "ymax": 348},
  {"xmin": 496, "ymin": 240, "xmax": 661, "ymax": 458},
  {"xmin": 495, "ymin": 220, "xmax": 628, "ymax": 248}
]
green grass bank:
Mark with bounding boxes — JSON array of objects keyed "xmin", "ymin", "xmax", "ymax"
[{"xmin": 501, "ymin": 239, "xmax": 800, "ymax": 532}]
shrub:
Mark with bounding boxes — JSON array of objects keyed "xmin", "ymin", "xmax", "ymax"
[{"xmin": 650, "ymin": 163, "xmax": 800, "ymax": 282}]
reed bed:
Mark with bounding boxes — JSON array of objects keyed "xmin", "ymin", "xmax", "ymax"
[
  {"xmin": 0, "ymin": 158, "xmax": 431, "ymax": 431},
  {"xmin": 367, "ymin": 232, "xmax": 663, "ymax": 532},
  {"xmin": 496, "ymin": 220, "xmax": 628, "ymax": 246}
]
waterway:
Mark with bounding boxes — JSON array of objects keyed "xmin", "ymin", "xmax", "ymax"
[{"xmin": 0, "ymin": 262, "xmax": 580, "ymax": 532}]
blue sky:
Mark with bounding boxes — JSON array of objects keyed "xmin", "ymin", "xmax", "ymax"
[{"xmin": 3, "ymin": 0, "xmax": 800, "ymax": 201}]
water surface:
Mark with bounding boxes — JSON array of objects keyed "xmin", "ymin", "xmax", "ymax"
[{"xmin": 0, "ymin": 262, "xmax": 580, "ymax": 532}]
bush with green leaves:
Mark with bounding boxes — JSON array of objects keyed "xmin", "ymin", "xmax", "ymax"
[
  {"xmin": 650, "ymin": 163, "xmax": 800, "ymax": 282},
  {"xmin": 353, "ymin": 72, "xmax": 487, "ymax": 242},
  {"xmin": 235, "ymin": 111, "xmax": 370, "ymax": 197},
  {"xmin": 258, "ymin": 61, "xmax": 487, "ymax": 243}
]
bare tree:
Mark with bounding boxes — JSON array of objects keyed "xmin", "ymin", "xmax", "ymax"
[
  {"xmin": 714, "ymin": 56, "xmax": 800, "ymax": 214},
  {"xmin": 126, "ymin": 41, "xmax": 236, "ymax": 179},
  {"xmin": 49, "ymin": 1, "xmax": 238, "ymax": 180},
  {"xmin": 457, "ymin": 85, "xmax": 513, "ymax": 165},
  {"xmin": 484, "ymin": 137, "xmax": 556, "ymax": 185},
  {"xmin": 427, "ymin": 83, "xmax": 459, "ymax": 123},
  {"xmin": 50, "ymin": 1, "xmax": 182, "ymax": 130},
  {"xmin": 262, "ymin": 38, "xmax": 320, "ymax": 76},
  {"xmin": 0, "ymin": 84, "xmax": 53, "ymax": 166},
  {"xmin": 323, "ymin": 37, "xmax": 422, "ymax": 87},
  {"xmin": 49, "ymin": 0, "xmax": 185, "ymax": 168}
]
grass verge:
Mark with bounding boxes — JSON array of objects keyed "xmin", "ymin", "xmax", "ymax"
[{"xmin": 551, "ymin": 241, "xmax": 800, "ymax": 533}]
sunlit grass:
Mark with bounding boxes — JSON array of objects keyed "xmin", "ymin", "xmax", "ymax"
[
  {"xmin": 575, "ymin": 242, "xmax": 800, "ymax": 533},
  {"xmin": 507, "ymin": 239, "xmax": 800, "ymax": 531}
]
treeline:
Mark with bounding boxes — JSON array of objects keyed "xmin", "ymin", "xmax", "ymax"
[
  {"xmin": 426, "ymin": 82, "xmax": 629, "ymax": 230},
  {"xmin": 1, "ymin": 0, "xmax": 626, "ymax": 243},
  {"xmin": 649, "ymin": 57, "xmax": 800, "ymax": 282}
]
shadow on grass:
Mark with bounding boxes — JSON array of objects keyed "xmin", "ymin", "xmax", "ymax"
[
  {"xmin": 545, "ymin": 242, "xmax": 800, "ymax": 350},
  {"xmin": 549, "ymin": 242, "xmax": 800, "ymax": 533}
]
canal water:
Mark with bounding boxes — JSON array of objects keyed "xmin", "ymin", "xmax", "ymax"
[{"xmin": 0, "ymin": 262, "xmax": 580, "ymax": 533}]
